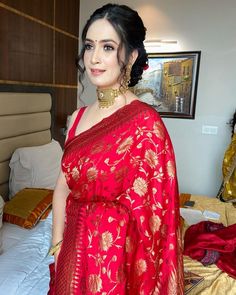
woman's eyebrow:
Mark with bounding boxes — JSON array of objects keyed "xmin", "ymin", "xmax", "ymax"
[
  {"xmin": 100, "ymin": 39, "xmax": 119, "ymax": 45},
  {"xmin": 85, "ymin": 38, "xmax": 119, "ymax": 45}
]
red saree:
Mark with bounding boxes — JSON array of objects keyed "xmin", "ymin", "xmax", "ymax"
[
  {"xmin": 184, "ymin": 221, "xmax": 236, "ymax": 279},
  {"xmin": 49, "ymin": 100, "xmax": 183, "ymax": 294}
]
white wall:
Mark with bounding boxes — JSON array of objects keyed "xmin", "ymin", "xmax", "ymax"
[{"xmin": 79, "ymin": 0, "xmax": 236, "ymax": 196}]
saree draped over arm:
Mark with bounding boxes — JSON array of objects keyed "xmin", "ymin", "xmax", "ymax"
[{"xmin": 52, "ymin": 100, "xmax": 183, "ymax": 295}]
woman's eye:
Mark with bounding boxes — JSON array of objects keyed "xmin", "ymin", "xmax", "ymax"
[
  {"xmin": 104, "ymin": 45, "xmax": 114, "ymax": 51},
  {"xmin": 84, "ymin": 43, "xmax": 93, "ymax": 50}
]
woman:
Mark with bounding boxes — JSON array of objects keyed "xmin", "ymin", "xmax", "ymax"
[
  {"xmin": 48, "ymin": 4, "xmax": 183, "ymax": 294},
  {"xmin": 218, "ymin": 110, "xmax": 236, "ymax": 202}
]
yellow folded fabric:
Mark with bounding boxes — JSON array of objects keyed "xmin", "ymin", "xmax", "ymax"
[{"xmin": 3, "ymin": 188, "xmax": 53, "ymax": 229}]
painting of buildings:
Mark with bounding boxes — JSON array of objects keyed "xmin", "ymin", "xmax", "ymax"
[{"xmin": 134, "ymin": 52, "xmax": 200, "ymax": 118}]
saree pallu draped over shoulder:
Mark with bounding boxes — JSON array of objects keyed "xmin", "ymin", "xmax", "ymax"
[{"xmin": 49, "ymin": 100, "xmax": 184, "ymax": 295}]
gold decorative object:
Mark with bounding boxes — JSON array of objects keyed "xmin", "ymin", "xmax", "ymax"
[
  {"xmin": 97, "ymin": 88, "xmax": 122, "ymax": 108},
  {"xmin": 48, "ymin": 240, "xmax": 63, "ymax": 256},
  {"xmin": 96, "ymin": 64, "xmax": 132, "ymax": 109}
]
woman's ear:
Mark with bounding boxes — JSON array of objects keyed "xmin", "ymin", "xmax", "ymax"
[{"xmin": 130, "ymin": 49, "xmax": 138, "ymax": 65}]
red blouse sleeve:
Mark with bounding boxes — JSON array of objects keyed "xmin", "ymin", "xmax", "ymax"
[{"xmin": 65, "ymin": 107, "xmax": 87, "ymax": 144}]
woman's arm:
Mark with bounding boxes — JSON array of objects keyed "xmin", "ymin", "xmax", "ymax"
[
  {"xmin": 51, "ymin": 108, "xmax": 80, "ymax": 263},
  {"xmin": 52, "ymin": 170, "xmax": 70, "ymax": 265}
]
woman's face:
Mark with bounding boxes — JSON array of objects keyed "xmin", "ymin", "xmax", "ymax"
[{"xmin": 83, "ymin": 18, "xmax": 125, "ymax": 89}]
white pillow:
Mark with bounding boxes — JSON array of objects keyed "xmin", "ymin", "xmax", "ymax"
[
  {"xmin": 0, "ymin": 195, "xmax": 4, "ymax": 254},
  {"xmin": 9, "ymin": 139, "xmax": 62, "ymax": 198}
]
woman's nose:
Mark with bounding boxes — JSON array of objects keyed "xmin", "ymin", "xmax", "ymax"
[{"xmin": 91, "ymin": 47, "xmax": 100, "ymax": 64}]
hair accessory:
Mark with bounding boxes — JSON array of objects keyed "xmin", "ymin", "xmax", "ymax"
[
  {"xmin": 143, "ymin": 64, "xmax": 149, "ymax": 71},
  {"xmin": 48, "ymin": 240, "xmax": 63, "ymax": 256}
]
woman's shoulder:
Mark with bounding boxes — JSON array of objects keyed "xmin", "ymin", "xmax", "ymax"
[
  {"xmin": 69, "ymin": 106, "xmax": 87, "ymax": 125},
  {"xmin": 132, "ymin": 100, "xmax": 170, "ymax": 140},
  {"xmin": 134, "ymin": 100, "xmax": 162, "ymax": 123},
  {"xmin": 68, "ymin": 108, "xmax": 80, "ymax": 129},
  {"xmin": 65, "ymin": 107, "xmax": 87, "ymax": 142}
]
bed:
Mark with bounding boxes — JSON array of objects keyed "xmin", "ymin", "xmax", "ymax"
[
  {"xmin": 180, "ymin": 193, "xmax": 236, "ymax": 294},
  {"xmin": 0, "ymin": 88, "xmax": 62, "ymax": 295}
]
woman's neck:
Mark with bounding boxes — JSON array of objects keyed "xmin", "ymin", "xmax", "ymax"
[{"xmin": 96, "ymin": 86, "xmax": 127, "ymax": 109}]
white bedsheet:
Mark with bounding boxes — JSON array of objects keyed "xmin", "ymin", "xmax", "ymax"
[
  {"xmin": 0, "ymin": 212, "xmax": 53, "ymax": 295},
  {"xmin": 2, "ymin": 222, "xmax": 31, "ymax": 251}
]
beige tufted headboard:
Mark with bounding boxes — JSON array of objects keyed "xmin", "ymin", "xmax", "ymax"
[{"xmin": 0, "ymin": 86, "xmax": 54, "ymax": 201}]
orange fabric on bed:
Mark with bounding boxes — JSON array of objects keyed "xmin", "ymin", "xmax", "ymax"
[{"xmin": 3, "ymin": 188, "xmax": 53, "ymax": 229}]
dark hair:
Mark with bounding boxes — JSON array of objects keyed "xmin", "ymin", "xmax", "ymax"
[
  {"xmin": 230, "ymin": 109, "xmax": 236, "ymax": 137},
  {"xmin": 76, "ymin": 3, "xmax": 148, "ymax": 91}
]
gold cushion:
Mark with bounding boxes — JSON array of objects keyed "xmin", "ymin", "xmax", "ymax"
[{"xmin": 3, "ymin": 188, "xmax": 53, "ymax": 229}]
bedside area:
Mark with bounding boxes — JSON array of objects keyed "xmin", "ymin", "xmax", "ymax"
[{"xmin": 179, "ymin": 193, "xmax": 236, "ymax": 294}]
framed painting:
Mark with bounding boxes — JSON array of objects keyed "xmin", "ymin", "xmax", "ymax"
[{"xmin": 134, "ymin": 51, "xmax": 201, "ymax": 119}]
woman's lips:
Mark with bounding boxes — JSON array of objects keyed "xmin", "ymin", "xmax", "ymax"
[{"xmin": 90, "ymin": 69, "xmax": 105, "ymax": 76}]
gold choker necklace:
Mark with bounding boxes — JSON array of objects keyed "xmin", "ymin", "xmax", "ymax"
[{"xmin": 96, "ymin": 87, "xmax": 126, "ymax": 109}]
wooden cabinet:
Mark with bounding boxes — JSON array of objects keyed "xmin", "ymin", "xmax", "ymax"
[{"xmin": 0, "ymin": 0, "xmax": 80, "ymax": 145}]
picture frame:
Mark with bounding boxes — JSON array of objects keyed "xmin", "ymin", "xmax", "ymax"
[{"xmin": 134, "ymin": 51, "xmax": 201, "ymax": 119}]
